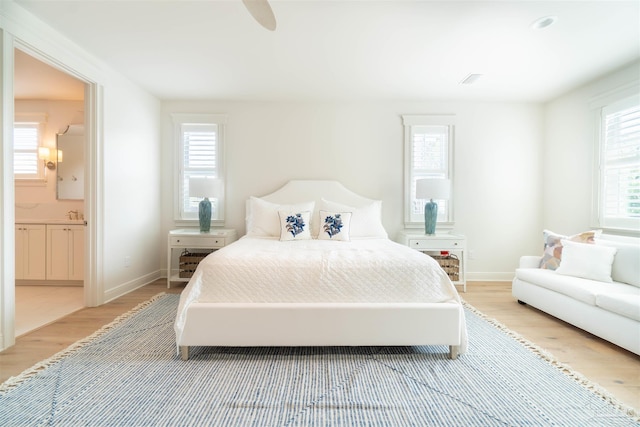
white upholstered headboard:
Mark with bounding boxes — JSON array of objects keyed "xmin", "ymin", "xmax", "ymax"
[
  {"xmin": 259, "ymin": 180, "xmax": 375, "ymax": 207},
  {"xmin": 245, "ymin": 180, "xmax": 387, "ymax": 239}
]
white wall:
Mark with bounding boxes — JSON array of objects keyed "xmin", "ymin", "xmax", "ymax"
[
  {"xmin": 162, "ymin": 100, "xmax": 544, "ymax": 280},
  {"xmin": 101, "ymin": 74, "xmax": 162, "ymax": 301},
  {"xmin": 543, "ymin": 60, "xmax": 640, "ymax": 235}
]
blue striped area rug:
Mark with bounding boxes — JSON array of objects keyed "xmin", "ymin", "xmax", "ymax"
[{"xmin": 1, "ymin": 294, "xmax": 638, "ymax": 426}]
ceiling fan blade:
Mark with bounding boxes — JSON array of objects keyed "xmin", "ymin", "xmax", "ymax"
[{"xmin": 242, "ymin": 0, "xmax": 277, "ymax": 31}]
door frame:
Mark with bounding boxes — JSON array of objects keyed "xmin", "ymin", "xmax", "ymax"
[{"xmin": 1, "ymin": 35, "xmax": 102, "ymax": 350}]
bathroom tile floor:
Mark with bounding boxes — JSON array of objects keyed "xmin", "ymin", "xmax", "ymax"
[{"xmin": 15, "ymin": 285, "xmax": 84, "ymax": 337}]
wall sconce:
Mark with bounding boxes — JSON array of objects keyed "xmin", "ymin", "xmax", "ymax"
[{"xmin": 38, "ymin": 147, "xmax": 63, "ymax": 170}]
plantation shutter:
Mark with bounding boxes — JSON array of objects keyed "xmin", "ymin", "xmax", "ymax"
[
  {"xmin": 412, "ymin": 126, "xmax": 448, "ymax": 173},
  {"xmin": 410, "ymin": 125, "xmax": 450, "ymax": 222},
  {"xmin": 601, "ymin": 97, "xmax": 640, "ymax": 230},
  {"xmin": 181, "ymin": 123, "xmax": 218, "ymax": 217},
  {"xmin": 14, "ymin": 123, "xmax": 41, "ymax": 178}
]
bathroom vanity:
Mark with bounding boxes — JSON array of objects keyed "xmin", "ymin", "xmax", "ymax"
[{"xmin": 15, "ymin": 219, "xmax": 84, "ymax": 283}]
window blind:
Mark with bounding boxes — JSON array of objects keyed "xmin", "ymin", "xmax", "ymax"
[
  {"xmin": 180, "ymin": 123, "xmax": 219, "ymax": 217},
  {"xmin": 14, "ymin": 123, "xmax": 40, "ymax": 176},
  {"xmin": 410, "ymin": 125, "xmax": 449, "ymax": 220},
  {"xmin": 412, "ymin": 125, "xmax": 448, "ymax": 172},
  {"xmin": 601, "ymin": 97, "xmax": 640, "ymax": 228}
]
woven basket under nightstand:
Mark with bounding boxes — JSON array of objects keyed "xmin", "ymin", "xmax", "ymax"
[
  {"xmin": 178, "ymin": 250, "xmax": 212, "ymax": 278},
  {"xmin": 429, "ymin": 254, "xmax": 460, "ymax": 282}
]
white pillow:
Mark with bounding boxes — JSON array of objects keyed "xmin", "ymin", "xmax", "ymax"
[
  {"xmin": 555, "ymin": 239, "xmax": 618, "ymax": 282},
  {"xmin": 317, "ymin": 210, "xmax": 352, "ymax": 241},
  {"xmin": 278, "ymin": 210, "xmax": 312, "ymax": 241},
  {"xmin": 246, "ymin": 197, "xmax": 315, "ymax": 237},
  {"xmin": 319, "ymin": 199, "xmax": 387, "ymax": 239}
]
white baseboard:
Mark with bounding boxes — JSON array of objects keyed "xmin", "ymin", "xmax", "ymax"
[{"xmin": 104, "ymin": 271, "xmax": 163, "ymax": 303}]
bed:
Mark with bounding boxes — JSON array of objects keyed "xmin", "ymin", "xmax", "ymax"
[{"xmin": 174, "ymin": 180, "xmax": 467, "ymax": 360}]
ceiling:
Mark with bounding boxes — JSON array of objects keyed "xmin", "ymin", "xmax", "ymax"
[
  {"xmin": 13, "ymin": 0, "xmax": 640, "ymax": 103},
  {"xmin": 14, "ymin": 49, "xmax": 85, "ymax": 100}
]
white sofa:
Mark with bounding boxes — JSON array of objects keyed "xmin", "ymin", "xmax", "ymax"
[{"xmin": 512, "ymin": 235, "xmax": 640, "ymax": 355}]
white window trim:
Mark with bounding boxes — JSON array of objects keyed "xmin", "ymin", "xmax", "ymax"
[
  {"xmin": 172, "ymin": 113, "xmax": 227, "ymax": 227},
  {"xmin": 590, "ymin": 82, "xmax": 640, "ymax": 235},
  {"xmin": 14, "ymin": 113, "xmax": 48, "ymax": 184},
  {"xmin": 402, "ymin": 114, "xmax": 456, "ymax": 230}
]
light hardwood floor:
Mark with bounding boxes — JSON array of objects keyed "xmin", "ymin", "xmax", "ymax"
[
  {"xmin": 1, "ymin": 280, "xmax": 638, "ymax": 411},
  {"xmin": 15, "ymin": 285, "xmax": 85, "ymax": 337}
]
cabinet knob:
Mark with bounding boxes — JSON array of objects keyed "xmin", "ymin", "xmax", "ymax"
[{"xmin": 176, "ymin": 239, "xmax": 180, "ymax": 243}]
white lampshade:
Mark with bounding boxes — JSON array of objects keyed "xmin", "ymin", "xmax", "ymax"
[
  {"xmin": 38, "ymin": 147, "xmax": 50, "ymax": 160},
  {"xmin": 189, "ymin": 177, "xmax": 222, "ymax": 199},
  {"xmin": 416, "ymin": 178, "xmax": 451, "ymax": 200}
]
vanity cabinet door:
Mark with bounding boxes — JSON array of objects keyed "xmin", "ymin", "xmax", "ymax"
[
  {"xmin": 68, "ymin": 226, "xmax": 84, "ymax": 281},
  {"xmin": 15, "ymin": 224, "xmax": 46, "ymax": 280},
  {"xmin": 46, "ymin": 225, "xmax": 84, "ymax": 280}
]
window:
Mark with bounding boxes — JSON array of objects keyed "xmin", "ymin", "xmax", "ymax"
[
  {"xmin": 597, "ymin": 95, "xmax": 640, "ymax": 231},
  {"xmin": 403, "ymin": 115, "xmax": 455, "ymax": 227},
  {"xmin": 172, "ymin": 114, "xmax": 227, "ymax": 223},
  {"xmin": 14, "ymin": 119, "xmax": 45, "ymax": 180}
]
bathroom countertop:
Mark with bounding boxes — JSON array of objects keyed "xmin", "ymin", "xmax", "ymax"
[{"xmin": 15, "ymin": 219, "xmax": 85, "ymax": 225}]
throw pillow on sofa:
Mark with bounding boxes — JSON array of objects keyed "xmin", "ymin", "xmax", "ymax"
[
  {"xmin": 539, "ymin": 229, "xmax": 601, "ymax": 270},
  {"xmin": 555, "ymin": 239, "xmax": 618, "ymax": 282}
]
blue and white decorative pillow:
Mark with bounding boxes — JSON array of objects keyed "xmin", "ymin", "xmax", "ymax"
[
  {"xmin": 319, "ymin": 199, "xmax": 387, "ymax": 239},
  {"xmin": 278, "ymin": 210, "xmax": 312, "ymax": 241},
  {"xmin": 318, "ymin": 210, "xmax": 352, "ymax": 241}
]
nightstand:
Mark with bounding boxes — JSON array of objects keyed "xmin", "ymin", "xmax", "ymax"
[
  {"xmin": 167, "ymin": 228, "xmax": 237, "ymax": 288},
  {"xmin": 396, "ymin": 231, "xmax": 467, "ymax": 292}
]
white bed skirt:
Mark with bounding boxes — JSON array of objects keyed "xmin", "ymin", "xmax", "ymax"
[{"xmin": 177, "ymin": 302, "xmax": 464, "ymax": 360}]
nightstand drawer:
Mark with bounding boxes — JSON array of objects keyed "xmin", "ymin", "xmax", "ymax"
[
  {"xmin": 409, "ymin": 239, "xmax": 462, "ymax": 250},
  {"xmin": 170, "ymin": 236, "xmax": 226, "ymax": 247}
]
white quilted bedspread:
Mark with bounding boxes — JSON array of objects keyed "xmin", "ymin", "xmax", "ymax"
[{"xmin": 175, "ymin": 237, "xmax": 462, "ymax": 336}]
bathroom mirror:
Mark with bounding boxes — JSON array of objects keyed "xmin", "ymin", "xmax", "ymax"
[{"xmin": 56, "ymin": 124, "xmax": 84, "ymax": 200}]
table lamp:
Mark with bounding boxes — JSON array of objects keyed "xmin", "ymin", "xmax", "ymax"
[{"xmin": 416, "ymin": 178, "xmax": 450, "ymax": 235}]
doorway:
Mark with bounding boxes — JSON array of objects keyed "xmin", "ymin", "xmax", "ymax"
[{"xmin": 13, "ymin": 47, "xmax": 88, "ymax": 336}]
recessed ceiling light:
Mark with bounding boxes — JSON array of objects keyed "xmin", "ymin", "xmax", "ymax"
[
  {"xmin": 460, "ymin": 74, "xmax": 483, "ymax": 85},
  {"xmin": 531, "ymin": 15, "xmax": 558, "ymax": 30}
]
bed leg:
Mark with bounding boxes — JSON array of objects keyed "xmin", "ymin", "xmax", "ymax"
[
  {"xmin": 449, "ymin": 345, "xmax": 459, "ymax": 360},
  {"xmin": 180, "ymin": 346, "xmax": 189, "ymax": 361}
]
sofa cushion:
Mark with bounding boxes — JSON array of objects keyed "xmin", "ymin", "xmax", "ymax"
[
  {"xmin": 515, "ymin": 268, "xmax": 638, "ymax": 307},
  {"xmin": 597, "ymin": 239, "xmax": 640, "ymax": 288},
  {"xmin": 515, "ymin": 268, "xmax": 598, "ymax": 306},
  {"xmin": 555, "ymin": 239, "xmax": 617, "ymax": 283},
  {"xmin": 596, "ymin": 293, "xmax": 640, "ymax": 322}
]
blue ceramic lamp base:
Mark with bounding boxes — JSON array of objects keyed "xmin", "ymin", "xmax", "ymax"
[
  {"xmin": 424, "ymin": 200, "xmax": 438, "ymax": 235},
  {"xmin": 199, "ymin": 198, "xmax": 212, "ymax": 233}
]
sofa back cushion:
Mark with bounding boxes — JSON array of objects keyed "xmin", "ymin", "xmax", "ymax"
[
  {"xmin": 556, "ymin": 240, "xmax": 617, "ymax": 283},
  {"xmin": 597, "ymin": 239, "xmax": 640, "ymax": 288}
]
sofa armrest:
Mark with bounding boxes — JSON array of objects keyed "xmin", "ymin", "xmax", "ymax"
[{"xmin": 519, "ymin": 255, "xmax": 541, "ymax": 269}]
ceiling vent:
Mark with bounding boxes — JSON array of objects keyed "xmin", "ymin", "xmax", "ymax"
[
  {"xmin": 531, "ymin": 16, "xmax": 558, "ymax": 30},
  {"xmin": 460, "ymin": 74, "xmax": 483, "ymax": 85}
]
